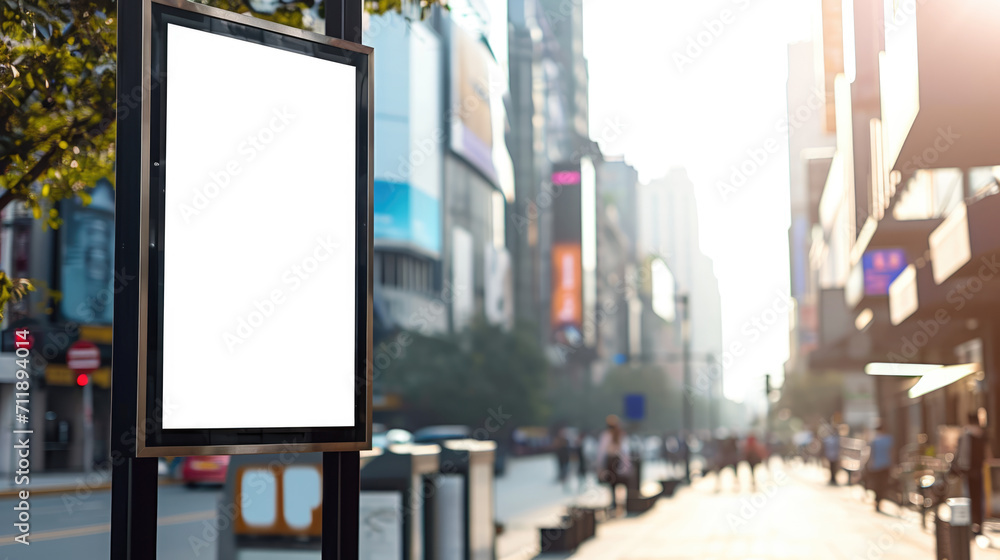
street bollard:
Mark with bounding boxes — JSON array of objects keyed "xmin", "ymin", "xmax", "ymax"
[
  {"xmin": 360, "ymin": 443, "xmax": 441, "ymax": 560},
  {"xmin": 945, "ymin": 497, "xmax": 972, "ymax": 560},
  {"xmin": 434, "ymin": 439, "xmax": 497, "ymax": 560},
  {"xmin": 935, "ymin": 502, "xmax": 952, "ymax": 560}
]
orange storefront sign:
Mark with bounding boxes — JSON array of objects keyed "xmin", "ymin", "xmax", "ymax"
[{"xmin": 551, "ymin": 244, "xmax": 582, "ymax": 328}]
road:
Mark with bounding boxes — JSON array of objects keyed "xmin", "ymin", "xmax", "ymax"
[
  {"xmin": 0, "ymin": 453, "xmax": 639, "ymax": 559},
  {"xmin": 0, "ymin": 483, "xmax": 220, "ymax": 559}
]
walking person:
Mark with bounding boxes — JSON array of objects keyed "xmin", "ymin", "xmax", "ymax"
[
  {"xmin": 553, "ymin": 426, "xmax": 571, "ymax": 490},
  {"xmin": 866, "ymin": 421, "xmax": 894, "ymax": 513},
  {"xmin": 744, "ymin": 433, "xmax": 764, "ymax": 490},
  {"xmin": 715, "ymin": 436, "xmax": 739, "ymax": 492},
  {"xmin": 953, "ymin": 412, "xmax": 989, "ymax": 534},
  {"xmin": 574, "ymin": 431, "xmax": 588, "ymax": 491},
  {"xmin": 597, "ymin": 415, "xmax": 631, "ymax": 513},
  {"xmin": 822, "ymin": 426, "xmax": 841, "ymax": 486}
]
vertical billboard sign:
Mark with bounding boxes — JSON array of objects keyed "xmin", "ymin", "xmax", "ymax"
[
  {"xmin": 117, "ymin": 0, "xmax": 373, "ymax": 456},
  {"xmin": 371, "ymin": 14, "xmax": 442, "ymax": 256},
  {"xmin": 550, "ymin": 163, "xmax": 583, "ymax": 346},
  {"xmin": 450, "ymin": 23, "xmax": 497, "ymax": 183},
  {"xmin": 862, "ymin": 248, "xmax": 907, "ymax": 295},
  {"xmin": 821, "ymin": 0, "xmax": 844, "ymax": 134},
  {"xmin": 61, "ymin": 179, "xmax": 115, "ymax": 324}
]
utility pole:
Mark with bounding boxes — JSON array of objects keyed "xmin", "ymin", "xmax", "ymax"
[
  {"xmin": 706, "ymin": 353, "xmax": 716, "ymax": 436},
  {"xmin": 765, "ymin": 374, "xmax": 772, "ymax": 440},
  {"xmin": 680, "ymin": 294, "xmax": 692, "ymax": 484}
]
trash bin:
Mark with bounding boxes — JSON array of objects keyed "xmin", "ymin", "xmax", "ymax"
[
  {"xmin": 361, "ymin": 443, "xmax": 441, "ymax": 560},
  {"xmin": 434, "ymin": 439, "xmax": 496, "ymax": 560}
]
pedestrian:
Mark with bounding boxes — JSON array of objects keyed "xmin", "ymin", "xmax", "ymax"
[
  {"xmin": 596, "ymin": 415, "xmax": 631, "ymax": 513},
  {"xmin": 575, "ymin": 431, "xmax": 588, "ymax": 490},
  {"xmin": 744, "ymin": 433, "xmax": 763, "ymax": 490},
  {"xmin": 553, "ymin": 426, "xmax": 571, "ymax": 488},
  {"xmin": 953, "ymin": 412, "xmax": 989, "ymax": 534},
  {"xmin": 822, "ymin": 426, "xmax": 840, "ymax": 486},
  {"xmin": 866, "ymin": 420, "xmax": 894, "ymax": 513},
  {"xmin": 715, "ymin": 435, "xmax": 739, "ymax": 492}
]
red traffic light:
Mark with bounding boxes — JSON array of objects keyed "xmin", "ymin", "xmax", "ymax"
[{"xmin": 76, "ymin": 373, "xmax": 89, "ymax": 387}]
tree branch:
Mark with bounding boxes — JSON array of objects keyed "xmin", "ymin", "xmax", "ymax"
[{"xmin": 0, "ymin": 189, "xmax": 24, "ymax": 213}]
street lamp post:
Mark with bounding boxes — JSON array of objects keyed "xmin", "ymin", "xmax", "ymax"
[
  {"xmin": 678, "ymin": 294, "xmax": 692, "ymax": 484},
  {"xmin": 707, "ymin": 353, "xmax": 717, "ymax": 436}
]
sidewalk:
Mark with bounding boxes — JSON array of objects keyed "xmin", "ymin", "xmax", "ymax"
[{"xmin": 540, "ymin": 460, "xmax": 1000, "ymax": 560}]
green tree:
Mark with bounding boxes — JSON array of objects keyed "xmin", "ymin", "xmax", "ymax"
[
  {"xmin": 1, "ymin": 0, "xmax": 117, "ymax": 317},
  {"xmin": 382, "ymin": 319, "xmax": 549, "ymax": 430},
  {"xmin": 364, "ymin": 0, "xmax": 446, "ymax": 18},
  {"xmin": 591, "ymin": 363, "xmax": 683, "ymax": 432},
  {"xmin": 775, "ymin": 371, "xmax": 844, "ymax": 426}
]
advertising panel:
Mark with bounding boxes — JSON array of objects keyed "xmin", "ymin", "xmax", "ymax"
[
  {"xmin": 61, "ymin": 179, "xmax": 115, "ymax": 324},
  {"xmin": 453, "ymin": 227, "xmax": 475, "ymax": 331},
  {"xmin": 374, "ymin": 180, "xmax": 441, "ymax": 255},
  {"xmin": 551, "ymin": 243, "xmax": 582, "ymax": 340},
  {"xmin": 550, "ymin": 162, "xmax": 585, "ymax": 345},
  {"xmin": 371, "ymin": 14, "xmax": 443, "ymax": 256},
  {"xmin": 118, "ymin": 0, "xmax": 372, "ymax": 455},
  {"xmin": 450, "ymin": 23, "xmax": 497, "ymax": 182},
  {"xmin": 862, "ymin": 248, "xmax": 907, "ymax": 296}
]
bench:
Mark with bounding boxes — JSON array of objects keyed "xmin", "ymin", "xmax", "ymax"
[
  {"xmin": 538, "ymin": 506, "xmax": 600, "ymax": 552},
  {"xmin": 660, "ymin": 478, "xmax": 682, "ymax": 498},
  {"xmin": 625, "ymin": 481, "xmax": 662, "ymax": 514}
]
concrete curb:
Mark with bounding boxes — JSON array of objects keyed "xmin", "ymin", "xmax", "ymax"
[{"xmin": 0, "ymin": 477, "xmax": 183, "ymax": 499}]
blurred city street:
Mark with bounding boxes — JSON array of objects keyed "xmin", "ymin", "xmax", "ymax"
[
  {"xmin": 541, "ymin": 461, "xmax": 1000, "ymax": 560},
  {"xmin": 6, "ymin": 0, "xmax": 1000, "ymax": 557}
]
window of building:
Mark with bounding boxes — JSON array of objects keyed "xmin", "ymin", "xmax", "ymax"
[{"xmin": 375, "ymin": 250, "xmax": 437, "ymax": 295}]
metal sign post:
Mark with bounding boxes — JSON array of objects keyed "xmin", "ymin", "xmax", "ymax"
[{"xmin": 112, "ymin": 1, "xmax": 370, "ymax": 558}]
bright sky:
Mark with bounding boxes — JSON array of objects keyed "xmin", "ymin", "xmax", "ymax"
[{"xmin": 584, "ymin": 0, "xmax": 813, "ymax": 403}]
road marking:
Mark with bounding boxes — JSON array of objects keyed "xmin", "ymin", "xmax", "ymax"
[{"xmin": 0, "ymin": 509, "xmax": 215, "ymax": 546}]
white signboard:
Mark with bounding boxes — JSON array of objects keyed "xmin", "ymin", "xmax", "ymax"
[{"xmin": 161, "ymin": 24, "xmax": 357, "ymax": 430}]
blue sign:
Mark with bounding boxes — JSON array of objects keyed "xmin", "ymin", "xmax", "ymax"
[
  {"xmin": 624, "ymin": 394, "xmax": 645, "ymax": 422},
  {"xmin": 863, "ymin": 248, "xmax": 907, "ymax": 296},
  {"xmin": 61, "ymin": 179, "xmax": 115, "ymax": 324},
  {"xmin": 374, "ymin": 180, "xmax": 441, "ymax": 255}
]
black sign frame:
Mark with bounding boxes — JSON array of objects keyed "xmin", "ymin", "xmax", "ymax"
[{"xmin": 116, "ymin": 0, "xmax": 373, "ymax": 457}]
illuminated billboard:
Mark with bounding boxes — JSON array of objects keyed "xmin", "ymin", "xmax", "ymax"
[
  {"xmin": 550, "ymin": 162, "xmax": 591, "ymax": 346},
  {"xmin": 551, "ymin": 243, "xmax": 583, "ymax": 335},
  {"xmin": 449, "ymin": 23, "xmax": 497, "ymax": 182},
  {"xmin": 863, "ymin": 248, "xmax": 907, "ymax": 296}
]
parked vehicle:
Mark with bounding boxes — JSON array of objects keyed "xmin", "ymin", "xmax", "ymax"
[
  {"xmin": 372, "ymin": 428, "xmax": 413, "ymax": 449},
  {"xmin": 413, "ymin": 425, "xmax": 507, "ymax": 476},
  {"xmin": 181, "ymin": 455, "xmax": 230, "ymax": 486}
]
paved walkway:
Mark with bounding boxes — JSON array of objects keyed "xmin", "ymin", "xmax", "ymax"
[{"xmin": 534, "ymin": 460, "xmax": 1000, "ymax": 560}]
